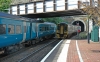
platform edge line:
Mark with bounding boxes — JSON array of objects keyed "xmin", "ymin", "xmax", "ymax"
[
  {"xmin": 40, "ymin": 40, "xmax": 63, "ymax": 62},
  {"xmin": 76, "ymin": 40, "xmax": 83, "ymax": 62}
]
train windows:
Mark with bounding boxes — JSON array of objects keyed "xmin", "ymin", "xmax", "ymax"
[
  {"xmin": 16, "ymin": 25, "xmax": 21, "ymax": 34},
  {"xmin": 50, "ymin": 27, "xmax": 52, "ymax": 30},
  {"xmin": 24, "ymin": 26, "xmax": 27, "ymax": 33},
  {"xmin": 39, "ymin": 27, "xmax": 42, "ymax": 31},
  {"xmin": 45, "ymin": 27, "xmax": 47, "ymax": 31},
  {"xmin": 46, "ymin": 27, "xmax": 48, "ymax": 31},
  {"xmin": 50, "ymin": 27, "xmax": 51, "ymax": 30},
  {"xmin": 52, "ymin": 27, "xmax": 54, "ymax": 30},
  {"xmin": 42, "ymin": 27, "xmax": 45, "ymax": 31},
  {"xmin": 40, "ymin": 27, "xmax": 45, "ymax": 31},
  {"xmin": 0, "ymin": 24, "xmax": 6, "ymax": 35},
  {"xmin": 64, "ymin": 25, "xmax": 67, "ymax": 31},
  {"xmin": 8, "ymin": 25, "xmax": 14, "ymax": 34},
  {"xmin": 57, "ymin": 25, "xmax": 60, "ymax": 30}
]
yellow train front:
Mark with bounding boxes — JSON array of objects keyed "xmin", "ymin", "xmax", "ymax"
[{"xmin": 56, "ymin": 23, "xmax": 81, "ymax": 39}]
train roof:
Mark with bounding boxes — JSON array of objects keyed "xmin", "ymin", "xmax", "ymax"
[
  {"xmin": 0, "ymin": 12, "xmax": 20, "ymax": 18},
  {"xmin": 0, "ymin": 12, "xmax": 28, "ymax": 21},
  {"xmin": 31, "ymin": 20, "xmax": 44, "ymax": 23},
  {"xmin": 0, "ymin": 12, "xmax": 45, "ymax": 22},
  {"xmin": 58, "ymin": 22, "xmax": 68, "ymax": 25},
  {"xmin": 44, "ymin": 22, "xmax": 55, "ymax": 24}
]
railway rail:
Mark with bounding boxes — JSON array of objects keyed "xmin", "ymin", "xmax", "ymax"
[{"xmin": 0, "ymin": 38, "xmax": 61, "ymax": 62}]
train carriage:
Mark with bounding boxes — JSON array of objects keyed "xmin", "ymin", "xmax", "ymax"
[
  {"xmin": 0, "ymin": 13, "xmax": 30, "ymax": 48},
  {"xmin": 0, "ymin": 12, "xmax": 57, "ymax": 54},
  {"xmin": 56, "ymin": 23, "xmax": 81, "ymax": 39},
  {"xmin": 0, "ymin": 13, "xmax": 27, "ymax": 52},
  {"xmin": 35, "ymin": 22, "xmax": 56, "ymax": 40}
]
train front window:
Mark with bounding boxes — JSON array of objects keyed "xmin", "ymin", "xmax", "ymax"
[
  {"xmin": 64, "ymin": 25, "xmax": 67, "ymax": 31},
  {"xmin": 57, "ymin": 25, "xmax": 60, "ymax": 30},
  {"xmin": 0, "ymin": 24, "xmax": 6, "ymax": 35},
  {"xmin": 39, "ymin": 27, "xmax": 42, "ymax": 31},
  {"xmin": 43, "ymin": 27, "xmax": 45, "ymax": 31},
  {"xmin": 39, "ymin": 27, "xmax": 45, "ymax": 31}
]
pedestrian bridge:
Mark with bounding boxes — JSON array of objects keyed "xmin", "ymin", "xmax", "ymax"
[{"xmin": 10, "ymin": 0, "xmax": 93, "ymax": 18}]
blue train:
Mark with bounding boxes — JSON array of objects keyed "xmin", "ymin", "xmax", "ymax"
[{"xmin": 0, "ymin": 12, "xmax": 56, "ymax": 54}]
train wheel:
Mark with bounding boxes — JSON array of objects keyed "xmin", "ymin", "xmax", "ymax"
[
  {"xmin": 40, "ymin": 38, "xmax": 43, "ymax": 41},
  {"xmin": 24, "ymin": 41, "xmax": 32, "ymax": 47},
  {"xmin": 15, "ymin": 44, "xmax": 22, "ymax": 51},
  {"xmin": 3, "ymin": 47, "xmax": 9, "ymax": 55},
  {"xmin": 31, "ymin": 40, "xmax": 36, "ymax": 45}
]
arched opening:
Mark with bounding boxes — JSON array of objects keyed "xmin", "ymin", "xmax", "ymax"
[{"xmin": 72, "ymin": 21, "xmax": 85, "ymax": 32}]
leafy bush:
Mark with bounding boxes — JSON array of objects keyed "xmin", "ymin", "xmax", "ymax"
[{"xmin": 79, "ymin": 31, "xmax": 87, "ymax": 39}]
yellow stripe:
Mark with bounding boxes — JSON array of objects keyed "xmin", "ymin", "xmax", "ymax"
[{"xmin": 61, "ymin": 26, "xmax": 63, "ymax": 34}]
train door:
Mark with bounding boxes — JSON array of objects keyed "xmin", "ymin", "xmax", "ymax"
[
  {"xmin": 60, "ymin": 24, "xmax": 64, "ymax": 37},
  {"xmin": 22, "ymin": 22, "xmax": 26, "ymax": 42},
  {"xmin": 26, "ymin": 22, "xmax": 31, "ymax": 40},
  {"xmin": 31, "ymin": 23, "xmax": 37, "ymax": 39},
  {"xmin": 60, "ymin": 24, "xmax": 68, "ymax": 38},
  {"xmin": 56, "ymin": 24, "xmax": 63, "ymax": 38}
]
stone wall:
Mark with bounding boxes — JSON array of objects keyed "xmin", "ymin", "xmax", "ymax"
[{"xmin": 61, "ymin": 15, "xmax": 93, "ymax": 32}]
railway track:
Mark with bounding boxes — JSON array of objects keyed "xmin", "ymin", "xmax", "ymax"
[{"xmin": 0, "ymin": 38, "xmax": 61, "ymax": 62}]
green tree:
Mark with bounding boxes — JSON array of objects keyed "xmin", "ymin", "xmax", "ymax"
[
  {"xmin": 0, "ymin": 0, "xmax": 11, "ymax": 12},
  {"xmin": 80, "ymin": 0, "xmax": 100, "ymax": 25},
  {"xmin": 42, "ymin": 17, "xmax": 65, "ymax": 24}
]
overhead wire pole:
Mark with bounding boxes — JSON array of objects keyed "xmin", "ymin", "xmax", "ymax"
[
  {"xmin": 87, "ymin": 0, "xmax": 93, "ymax": 44},
  {"xmin": 80, "ymin": 0, "xmax": 95, "ymax": 43},
  {"xmin": 87, "ymin": 15, "xmax": 90, "ymax": 43},
  {"xmin": 80, "ymin": 0, "xmax": 90, "ymax": 43},
  {"xmin": 81, "ymin": 0, "xmax": 100, "ymax": 43},
  {"xmin": 87, "ymin": 0, "xmax": 95, "ymax": 44}
]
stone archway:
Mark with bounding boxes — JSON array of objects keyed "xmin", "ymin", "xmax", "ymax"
[{"xmin": 72, "ymin": 20, "xmax": 86, "ymax": 32}]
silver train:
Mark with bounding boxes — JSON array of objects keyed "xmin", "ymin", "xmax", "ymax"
[{"xmin": 56, "ymin": 23, "xmax": 81, "ymax": 39}]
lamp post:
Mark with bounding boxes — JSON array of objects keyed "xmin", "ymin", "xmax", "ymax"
[{"xmin": 87, "ymin": 16, "xmax": 90, "ymax": 44}]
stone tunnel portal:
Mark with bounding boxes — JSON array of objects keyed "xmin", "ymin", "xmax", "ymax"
[{"xmin": 72, "ymin": 21, "xmax": 85, "ymax": 32}]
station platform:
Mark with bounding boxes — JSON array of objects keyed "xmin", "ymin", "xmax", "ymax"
[{"xmin": 41, "ymin": 39, "xmax": 100, "ymax": 62}]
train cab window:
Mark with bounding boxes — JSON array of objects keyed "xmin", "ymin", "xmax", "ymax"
[
  {"xmin": 50, "ymin": 27, "xmax": 51, "ymax": 30},
  {"xmin": 64, "ymin": 25, "xmax": 67, "ymax": 31},
  {"xmin": 16, "ymin": 25, "xmax": 21, "ymax": 34},
  {"xmin": 52, "ymin": 27, "xmax": 54, "ymax": 30},
  {"xmin": 8, "ymin": 25, "xmax": 14, "ymax": 34},
  {"xmin": 24, "ymin": 26, "xmax": 27, "ymax": 33},
  {"xmin": 39, "ymin": 27, "xmax": 42, "ymax": 31},
  {"xmin": 47, "ymin": 27, "xmax": 49, "ymax": 30},
  {"xmin": 42, "ymin": 27, "xmax": 45, "ymax": 31},
  {"xmin": 45, "ymin": 27, "xmax": 47, "ymax": 31},
  {"xmin": 57, "ymin": 25, "xmax": 60, "ymax": 30},
  {"xmin": 0, "ymin": 24, "xmax": 6, "ymax": 34},
  {"xmin": 40, "ymin": 27, "xmax": 46, "ymax": 31}
]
